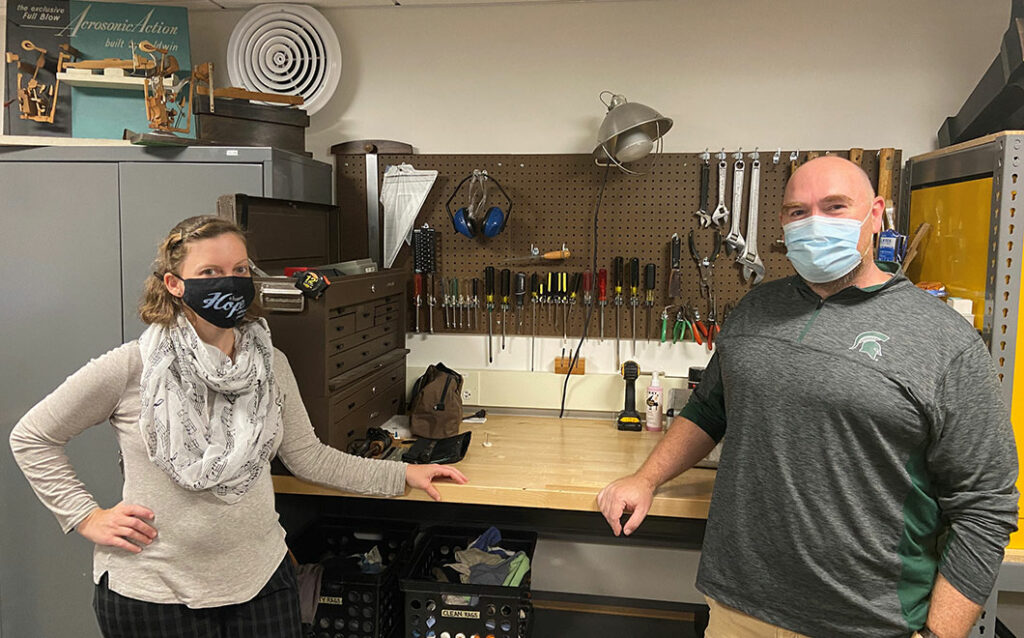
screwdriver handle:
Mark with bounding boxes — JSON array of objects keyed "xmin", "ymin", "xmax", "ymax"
[
  {"xmin": 582, "ymin": 270, "xmax": 592, "ymax": 293},
  {"xmin": 414, "ymin": 273, "xmax": 423, "ymax": 296},
  {"xmin": 570, "ymin": 272, "xmax": 582, "ymax": 299},
  {"xmin": 547, "ymin": 272, "xmax": 554, "ymax": 298},
  {"xmin": 597, "ymin": 269, "xmax": 608, "ymax": 301},
  {"xmin": 500, "ymin": 268, "xmax": 511, "ymax": 302},
  {"xmin": 671, "ymin": 234, "xmax": 681, "ymax": 269},
  {"xmin": 561, "ymin": 272, "xmax": 568, "ymax": 299},
  {"xmin": 485, "ymin": 266, "xmax": 495, "ymax": 302},
  {"xmin": 613, "ymin": 257, "xmax": 623, "ymax": 293},
  {"xmin": 515, "ymin": 272, "xmax": 526, "ymax": 300},
  {"xmin": 630, "ymin": 258, "xmax": 640, "ymax": 293},
  {"xmin": 452, "ymin": 277, "xmax": 459, "ymax": 298},
  {"xmin": 645, "ymin": 263, "xmax": 656, "ymax": 291},
  {"xmin": 530, "ymin": 273, "xmax": 539, "ymax": 299},
  {"xmin": 473, "ymin": 277, "xmax": 479, "ymax": 298}
]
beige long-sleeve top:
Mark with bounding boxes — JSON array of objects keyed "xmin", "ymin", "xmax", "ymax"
[{"xmin": 9, "ymin": 340, "xmax": 407, "ymax": 608}]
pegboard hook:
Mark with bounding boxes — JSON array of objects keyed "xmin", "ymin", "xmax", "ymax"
[
  {"xmin": 717, "ymin": 148, "xmax": 727, "ymax": 161},
  {"xmin": 732, "ymin": 148, "xmax": 743, "ymax": 160},
  {"xmin": 701, "ymin": 148, "xmax": 710, "ymax": 162},
  {"xmin": 750, "ymin": 148, "xmax": 760, "ymax": 161},
  {"xmin": 773, "ymin": 148, "xmax": 781, "ymax": 164}
]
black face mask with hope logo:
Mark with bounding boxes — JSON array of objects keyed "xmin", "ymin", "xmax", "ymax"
[{"xmin": 180, "ymin": 276, "xmax": 256, "ymax": 329}]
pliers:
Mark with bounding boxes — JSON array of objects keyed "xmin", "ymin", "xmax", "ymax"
[
  {"xmin": 689, "ymin": 229, "xmax": 721, "ymax": 300},
  {"xmin": 673, "ymin": 305, "xmax": 693, "ymax": 343},
  {"xmin": 705, "ymin": 298, "xmax": 720, "ymax": 351},
  {"xmin": 691, "ymin": 306, "xmax": 709, "ymax": 346}
]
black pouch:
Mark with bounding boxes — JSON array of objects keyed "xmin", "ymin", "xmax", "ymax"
[{"xmin": 402, "ymin": 431, "xmax": 472, "ymax": 465}]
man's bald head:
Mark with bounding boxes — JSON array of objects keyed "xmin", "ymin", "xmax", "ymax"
[{"xmin": 785, "ymin": 156, "xmax": 876, "ymax": 204}]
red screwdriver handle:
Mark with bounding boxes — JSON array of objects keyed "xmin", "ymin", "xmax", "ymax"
[
  {"xmin": 597, "ymin": 268, "xmax": 608, "ymax": 301},
  {"xmin": 583, "ymin": 270, "xmax": 592, "ymax": 293},
  {"xmin": 414, "ymin": 273, "xmax": 423, "ymax": 297}
]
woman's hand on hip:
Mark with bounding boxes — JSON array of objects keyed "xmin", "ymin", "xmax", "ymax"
[
  {"xmin": 405, "ymin": 464, "xmax": 469, "ymax": 501},
  {"xmin": 76, "ymin": 502, "xmax": 157, "ymax": 553}
]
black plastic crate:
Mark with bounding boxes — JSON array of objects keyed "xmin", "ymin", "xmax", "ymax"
[
  {"xmin": 399, "ymin": 526, "xmax": 537, "ymax": 638},
  {"xmin": 292, "ymin": 518, "xmax": 418, "ymax": 638}
]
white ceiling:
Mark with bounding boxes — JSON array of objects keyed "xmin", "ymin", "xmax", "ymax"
[{"xmin": 122, "ymin": 0, "xmax": 606, "ymax": 9}]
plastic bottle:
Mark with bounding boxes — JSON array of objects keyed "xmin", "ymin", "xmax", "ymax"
[{"xmin": 645, "ymin": 371, "xmax": 663, "ymax": 431}]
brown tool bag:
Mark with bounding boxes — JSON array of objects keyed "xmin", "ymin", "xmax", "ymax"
[{"xmin": 408, "ymin": 363, "xmax": 464, "ymax": 439}]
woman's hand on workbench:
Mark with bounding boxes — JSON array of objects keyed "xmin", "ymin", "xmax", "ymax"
[
  {"xmin": 597, "ymin": 474, "xmax": 655, "ymax": 537},
  {"xmin": 406, "ymin": 464, "xmax": 469, "ymax": 501}
]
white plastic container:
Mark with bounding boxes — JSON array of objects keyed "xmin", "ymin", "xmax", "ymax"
[{"xmin": 645, "ymin": 371, "xmax": 663, "ymax": 431}]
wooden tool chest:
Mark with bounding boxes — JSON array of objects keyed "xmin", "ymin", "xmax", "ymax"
[
  {"xmin": 259, "ymin": 271, "xmax": 408, "ymax": 451},
  {"xmin": 217, "ymin": 194, "xmax": 409, "ymax": 452}
]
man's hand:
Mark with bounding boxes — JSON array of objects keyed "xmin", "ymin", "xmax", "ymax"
[
  {"xmin": 76, "ymin": 502, "xmax": 157, "ymax": 553},
  {"xmin": 406, "ymin": 464, "xmax": 469, "ymax": 501},
  {"xmin": 597, "ymin": 474, "xmax": 656, "ymax": 536}
]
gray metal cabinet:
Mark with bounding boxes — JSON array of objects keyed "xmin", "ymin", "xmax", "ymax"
[
  {"xmin": 0, "ymin": 163, "xmax": 125, "ymax": 638},
  {"xmin": 0, "ymin": 146, "xmax": 331, "ymax": 638}
]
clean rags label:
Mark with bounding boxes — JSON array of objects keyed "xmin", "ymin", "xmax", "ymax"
[
  {"xmin": 441, "ymin": 609, "xmax": 480, "ymax": 619},
  {"xmin": 318, "ymin": 596, "xmax": 344, "ymax": 606}
]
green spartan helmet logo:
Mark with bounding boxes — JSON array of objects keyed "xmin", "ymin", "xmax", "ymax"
[{"xmin": 850, "ymin": 331, "xmax": 890, "ymax": 361}]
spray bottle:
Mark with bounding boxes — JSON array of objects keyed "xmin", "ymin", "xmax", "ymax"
[{"xmin": 645, "ymin": 371, "xmax": 663, "ymax": 431}]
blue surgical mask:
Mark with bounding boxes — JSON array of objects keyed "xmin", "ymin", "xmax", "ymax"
[{"xmin": 783, "ymin": 211, "xmax": 871, "ymax": 284}]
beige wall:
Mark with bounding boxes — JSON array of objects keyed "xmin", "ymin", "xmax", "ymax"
[{"xmin": 190, "ymin": 0, "xmax": 1009, "ymax": 164}]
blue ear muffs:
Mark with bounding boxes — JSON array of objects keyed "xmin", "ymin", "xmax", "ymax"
[
  {"xmin": 445, "ymin": 170, "xmax": 513, "ymax": 239},
  {"xmin": 482, "ymin": 206, "xmax": 506, "ymax": 238},
  {"xmin": 452, "ymin": 206, "xmax": 475, "ymax": 238}
]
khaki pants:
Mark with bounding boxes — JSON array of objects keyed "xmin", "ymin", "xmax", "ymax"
[{"xmin": 704, "ymin": 597, "xmax": 812, "ymax": 638}]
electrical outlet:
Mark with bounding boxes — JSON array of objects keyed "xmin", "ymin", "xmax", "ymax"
[{"xmin": 462, "ymin": 389, "xmax": 473, "ymax": 401}]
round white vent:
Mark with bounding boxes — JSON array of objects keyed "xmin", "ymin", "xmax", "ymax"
[{"xmin": 226, "ymin": 4, "xmax": 341, "ymax": 116}]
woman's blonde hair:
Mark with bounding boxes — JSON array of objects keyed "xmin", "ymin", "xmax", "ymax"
[{"xmin": 139, "ymin": 215, "xmax": 262, "ymax": 326}]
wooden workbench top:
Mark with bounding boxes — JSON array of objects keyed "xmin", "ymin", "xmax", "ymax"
[{"xmin": 273, "ymin": 414, "xmax": 715, "ymax": 519}]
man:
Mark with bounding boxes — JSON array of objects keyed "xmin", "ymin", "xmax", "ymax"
[{"xmin": 598, "ymin": 156, "xmax": 1019, "ymax": 638}]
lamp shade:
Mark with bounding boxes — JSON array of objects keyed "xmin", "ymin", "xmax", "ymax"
[{"xmin": 594, "ymin": 94, "xmax": 673, "ymax": 163}]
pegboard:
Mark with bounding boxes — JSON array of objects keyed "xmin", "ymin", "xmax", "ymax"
[{"xmin": 336, "ymin": 150, "xmax": 902, "ymax": 340}]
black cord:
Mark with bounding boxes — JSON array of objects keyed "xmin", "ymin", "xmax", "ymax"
[{"xmin": 559, "ymin": 164, "xmax": 611, "ymax": 418}]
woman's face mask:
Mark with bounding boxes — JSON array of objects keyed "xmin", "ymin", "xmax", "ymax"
[
  {"xmin": 181, "ymin": 276, "xmax": 255, "ymax": 328},
  {"xmin": 782, "ymin": 209, "xmax": 872, "ymax": 284}
]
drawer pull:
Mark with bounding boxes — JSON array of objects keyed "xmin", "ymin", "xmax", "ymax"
[
  {"xmin": 257, "ymin": 283, "xmax": 305, "ymax": 313},
  {"xmin": 362, "ymin": 351, "xmax": 370, "ymax": 357},
  {"xmin": 369, "ymin": 411, "xmax": 380, "ymax": 420},
  {"xmin": 371, "ymin": 386, "xmax": 377, "ymax": 394},
  {"xmin": 370, "ymin": 284, "xmax": 376, "ymax": 293},
  {"xmin": 348, "ymin": 401, "xmax": 356, "ymax": 410}
]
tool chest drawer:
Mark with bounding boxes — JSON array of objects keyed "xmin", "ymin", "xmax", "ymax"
[
  {"xmin": 330, "ymin": 359, "xmax": 406, "ymax": 419},
  {"xmin": 326, "ymin": 313, "xmax": 356, "ymax": 340},
  {"xmin": 326, "ymin": 332, "xmax": 401, "ymax": 377}
]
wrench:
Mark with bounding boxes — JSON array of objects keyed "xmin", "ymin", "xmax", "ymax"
[
  {"xmin": 694, "ymin": 153, "xmax": 713, "ymax": 227},
  {"xmin": 737, "ymin": 153, "xmax": 766, "ymax": 284},
  {"xmin": 723, "ymin": 153, "xmax": 746, "ymax": 255},
  {"xmin": 710, "ymin": 152, "xmax": 730, "ymax": 229}
]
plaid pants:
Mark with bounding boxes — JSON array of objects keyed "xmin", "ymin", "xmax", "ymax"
[{"xmin": 93, "ymin": 555, "xmax": 302, "ymax": 638}]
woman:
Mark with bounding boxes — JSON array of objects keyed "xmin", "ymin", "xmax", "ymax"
[{"xmin": 9, "ymin": 215, "xmax": 467, "ymax": 637}]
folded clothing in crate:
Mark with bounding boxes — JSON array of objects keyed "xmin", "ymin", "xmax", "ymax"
[
  {"xmin": 401, "ymin": 526, "xmax": 537, "ymax": 638},
  {"xmin": 433, "ymin": 527, "xmax": 530, "ymax": 586}
]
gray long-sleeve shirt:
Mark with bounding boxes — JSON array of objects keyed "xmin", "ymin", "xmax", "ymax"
[
  {"xmin": 9, "ymin": 340, "xmax": 407, "ymax": 608},
  {"xmin": 682, "ymin": 265, "xmax": 1018, "ymax": 637}
]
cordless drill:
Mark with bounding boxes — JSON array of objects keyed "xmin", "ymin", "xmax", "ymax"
[{"xmin": 616, "ymin": 360, "xmax": 642, "ymax": 431}]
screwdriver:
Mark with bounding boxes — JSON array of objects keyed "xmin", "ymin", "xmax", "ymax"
[
  {"xmin": 547, "ymin": 272, "xmax": 555, "ymax": 326},
  {"xmin": 568, "ymin": 271, "xmax": 582, "ymax": 334},
  {"xmin": 414, "ymin": 272, "xmax": 423, "ymax": 333},
  {"xmin": 644, "ymin": 263, "xmax": 656, "ymax": 340},
  {"xmin": 426, "ymin": 273, "xmax": 436, "ymax": 334},
  {"xmin": 472, "ymin": 278, "xmax": 480, "ymax": 331},
  {"xmin": 440, "ymin": 277, "xmax": 449, "ymax": 329},
  {"xmin": 630, "ymin": 257, "xmax": 640, "ymax": 355},
  {"xmin": 613, "ymin": 257, "xmax": 624, "ymax": 368},
  {"xmin": 485, "ymin": 266, "xmax": 495, "ymax": 363},
  {"xmin": 515, "ymin": 272, "xmax": 526, "ymax": 333},
  {"xmin": 597, "ymin": 268, "xmax": 607, "ymax": 342},
  {"xmin": 582, "ymin": 270, "xmax": 593, "ymax": 345},
  {"xmin": 500, "ymin": 268, "xmax": 511, "ymax": 350},
  {"xmin": 530, "ymin": 273, "xmax": 539, "ymax": 372},
  {"xmin": 452, "ymin": 277, "xmax": 460, "ymax": 329},
  {"xmin": 561, "ymin": 271, "xmax": 569, "ymax": 346}
]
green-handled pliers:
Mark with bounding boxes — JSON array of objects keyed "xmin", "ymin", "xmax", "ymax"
[{"xmin": 673, "ymin": 305, "xmax": 693, "ymax": 343}]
